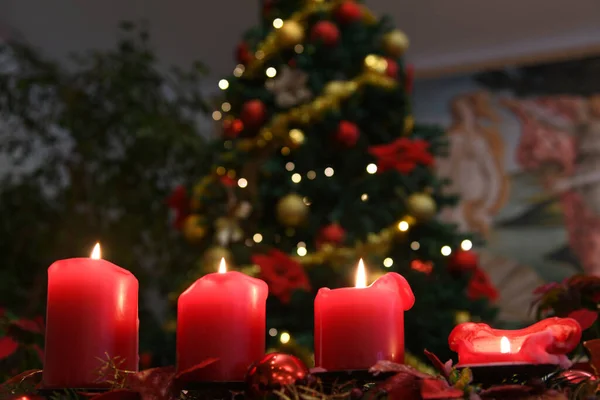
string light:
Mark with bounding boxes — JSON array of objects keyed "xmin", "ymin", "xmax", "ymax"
[
  {"xmin": 285, "ymin": 162, "xmax": 295, "ymax": 171},
  {"xmin": 383, "ymin": 257, "xmax": 393, "ymax": 268},
  {"xmin": 398, "ymin": 220, "xmax": 409, "ymax": 231},
  {"xmin": 291, "ymin": 173, "xmax": 302, "ymax": 183},
  {"xmin": 233, "ymin": 64, "xmax": 245, "ymax": 77},
  {"xmin": 461, "ymin": 240, "xmax": 473, "ymax": 251},
  {"xmin": 366, "ymin": 163, "xmax": 378, "ymax": 174},
  {"xmin": 255, "ymin": 50, "xmax": 265, "ymax": 60},
  {"xmin": 361, "ymin": 193, "xmax": 369, "ymax": 201},
  {"xmin": 269, "ymin": 328, "xmax": 278, "ymax": 337},
  {"xmin": 237, "ymin": 178, "xmax": 248, "ymax": 188},
  {"xmin": 441, "ymin": 246, "xmax": 452, "ymax": 256},
  {"xmin": 280, "ymin": 332, "xmax": 291, "ymax": 344},
  {"xmin": 218, "ymin": 79, "xmax": 229, "ymax": 90},
  {"xmin": 227, "ymin": 170, "xmax": 236, "ymax": 178},
  {"xmin": 324, "ymin": 167, "xmax": 334, "ymax": 177},
  {"xmin": 253, "ymin": 233, "xmax": 263, "ymax": 243},
  {"xmin": 294, "ymin": 44, "xmax": 304, "ymax": 54},
  {"xmin": 245, "ymin": 239, "xmax": 253, "ymax": 247},
  {"xmin": 272, "ymin": 18, "xmax": 284, "ymax": 29},
  {"xmin": 266, "ymin": 67, "xmax": 277, "ymax": 78},
  {"xmin": 212, "ymin": 111, "xmax": 222, "ymax": 121},
  {"xmin": 303, "ymin": 197, "xmax": 312, "ymax": 206},
  {"xmin": 216, "ymin": 166, "xmax": 226, "ymax": 175},
  {"xmin": 297, "ymin": 247, "xmax": 307, "ymax": 256},
  {"xmin": 221, "ymin": 102, "xmax": 231, "ymax": 112},
  {"xmin": 298, "ymin": 242, "xmax": 306, "ymax": 248},
  {"xmin": 307, "ymin": 170, "xmax": 316, "ymax": 180},
  {"xmin": 281, "ymin": 147, "xmax": 291, "ymax": 156},
  {"xmin": 410, "ymin": 241, "xmax": 420, "ymax": 250},
  {"xmin": 289, "ymin": 129, "xmax": 305, "ymax": 145}
]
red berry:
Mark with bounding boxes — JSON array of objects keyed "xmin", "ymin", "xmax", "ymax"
[
  {"xmin": 236, "ymin": 42, "xmax": 253, "ymax": 65},
  {"xmin": 335, "ymin": 121, "xmax": 360, "ymax": 147},
  {"xmin": 311, "ymin": 21, "xmax": 340, "ymax": 47},
  {"xmin": 317, "ymin": 223, "xmax": 346, "ymax": 248},
  {"xmin": 241, "ymin": 100, "xmax": 267, "ymax": 129},
  {"xmin": 385, "ymin": 58, "xmax": 398, "ymax": 78},
  {"xmin": 448, "ymin": 249, "xmax": 479, "ymax": 273},
  {"xmin": 335, "ymin": 2, "xmax": 363, "ymax": 24}
]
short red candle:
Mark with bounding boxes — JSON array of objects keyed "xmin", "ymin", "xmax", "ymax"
[
  {"xmin": 314, "ymin": 260, "xmax": 415, "ymax": 371},
  {"xmin": 177, "ymin": 259, "xmax": 268, "ymax": 381},
  {"xmin": 43, "ymin": 244, "xmax": 139, "ymax": 388},
  {"xmin": 449, "ymin": 318, "xmax": 582, "ymax": 368}
]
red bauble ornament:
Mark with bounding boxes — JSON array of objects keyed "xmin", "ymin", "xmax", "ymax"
[
  {"xmin": 223, "ymin": 118, "xmax": 244, "ymax": 139},
  {"xmin": 245, "ymin": 353, "xmax": 309, "ymax": 397},
  {"xmin": 236, "ymin": 42, "xmax": 253, "ymax": 65},
  {"xmin": 448, "ymin": 249, "xmax": 479, "ymax": 273},
  {"xmin": 241, "ymin": 100, "xmax": 267, "ymax": 129},
  {"xmin": 335, "ymin": 120, "xmax": 360, "ymax": 147},
  {"xmin": 335, "ymin": 2, "xmax": 363, "ymax": 24},
  {"xmin": 311, "ymin": 21, "xmax": 340, "ymax": 47},
  {"xmin": 318, "ymin": 223, "xmax": 346, "ymax": 246},
  {"xmin": 386, "ymin": 58, "xmax": 399, "ymax": 78}
]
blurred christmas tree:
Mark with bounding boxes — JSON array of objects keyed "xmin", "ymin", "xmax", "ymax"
[{"xmin": 171, "ymin": 0, "xmax": 498, "ymax": 365}]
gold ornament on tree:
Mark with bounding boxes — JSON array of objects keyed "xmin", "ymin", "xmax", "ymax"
[
  {"xmin": 182, "ymin": 215, "xmax": 207, "ymax": 243},
  {"xmin": 382, "ymin": 30, "xmax": 409, "ymax": 57},
  {"xmin": 278, "ymin": 20, "xmax": 305, "ymax": 47},
  {"xmin": 406, "ymin": 192, "xmax": 437, "ymax": 221},
  {"xmin": 363, "ymin": 54, "xmax": 388, "ymax": 75},
  {"xmin": 276, "ymin": 193, "xmax": 309, "ymax": 227}
]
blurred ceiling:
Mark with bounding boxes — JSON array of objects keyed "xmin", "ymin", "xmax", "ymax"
[{"xmin": 1, "ymin": 0, "xmax": 599, "ymax": 78}]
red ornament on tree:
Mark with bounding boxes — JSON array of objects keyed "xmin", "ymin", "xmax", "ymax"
[
  {"xmin": 317, "ymin": 223, "xmax": 346, "ymax": 247},
  {"xmin": 448, "ymin": 249, "xmax": 479, "ymax": 273},
  {"xmin": 236, "ymin": 42, "xmax": 253, "ymax": 65},
  {"xmin": 385, "ymin": 58, "xmax": 399, "ymax": 78},
  {"xmin": 335, "ymin": 120, "xmax": 360, "ymax": 147},
  {"xmin": 223, "ymin": 118, "xmax": 244, "ymax": 139},
  {"xmin": 241, "ymin": 99, "xmax": 267, "ymax": 129},
  {"xmin": 311, "ymin": 21, "xmax": 340, "ymax": 47},
  {"xmin": 335, "ymin": 2, "xmax": 363, "ymax": 24}
]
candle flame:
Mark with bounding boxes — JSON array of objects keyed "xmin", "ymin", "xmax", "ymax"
[
  {"xmin": 90, "ymin": 243, "xmax": 101, "ymax": 260},
  {"xmin": 355, "ymin": 259, "xmax": 367, "ymax": 288},
  {"xmin": 500, "ymin": 336, "xmax": 510, "ymax": 353},
  {"xmin": 218, "ymin": 257, "xmax": 227, "ymax": 274}
]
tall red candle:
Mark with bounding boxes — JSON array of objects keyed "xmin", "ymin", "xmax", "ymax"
[
  {"xmin": 43, "ymin": 244, "xmax": 139, "ymax": 388},
  {"xmin": 177, "ymin": 259, "xmax": 268, "ymax": 381},
  {"xmin": 314, "ymin": 260, "xmax": 415, "ymax": 371}
]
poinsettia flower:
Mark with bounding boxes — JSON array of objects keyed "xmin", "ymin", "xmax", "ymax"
[
  {"xmin": 568, "ymin": 309, "xmax": 598, "ymax": 330},
  {"xmin": 467, "ymin": 268, "xmax": 498, "ymax": 302},
  {"xmin": 252, "ymin": 249, "xmax": 311, "ymax": 304},
  {"xmin": 166, "ymin": 185, "xmax": 189, "ymax": 230},
  {"xmin": 368, "ymin": 138, "xmax": 434, "ymax": 174},
  {"xmin": 0, "ymin": 336, "xmax": 19, "ymax": 359}
]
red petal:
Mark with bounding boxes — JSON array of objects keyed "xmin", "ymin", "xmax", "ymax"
[
  {"xmin": 0, "ymin": 336, "xmax": 19, "ymax": 359},
  {"xmin": 12, "ymin": 319, "xmax": 42, "ymax": 334},
  {"xmin": 420, "ymin": 379, "xmax": 463, "ymax": 399},
  {"xmin": 84, "ymin": 389, "xmax": 141, "ymax": 400},
  {"xmin": 569, "ymin": 309, "xmax": 598, "ymax": 331},
  {"xmin": 173, "ymin": 358, "xmax": 219, "ymax": 384},
  {"xmin": 423, "ymin": 350, "xmax": 449, "ymax": 379}
]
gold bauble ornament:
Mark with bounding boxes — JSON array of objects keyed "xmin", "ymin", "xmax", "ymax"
[
  {"xmin": 278, "ymin": 20, "xmax": 305, "ymax": 47},
  {"xmin": 276, "ymin": 194, "xmax": 309, "ymax": 227},
  {"xmin": 406, "ymin": 192, "xmax": 437, "ymax": 221},
  {"xmin": 182, "ymin": 215, "xmax": 207, "ymax": 243},
  {"xmin": 455, "ymin": 310, "xmax": 471, "ymax": 324},
  {"xmin": 382, "ymin": 30, "xmax": 409, "ymax": 57},
  {"xmin": 202, "ymin": 246, "xmax": 233, "ymax": 273},
  {"xmin": 323, "ymin": 81, "xmax": 347, "ymax": 97},
  {"xmin": 363, "ymin": 54, "xmax": 388, "ymax": 75}
]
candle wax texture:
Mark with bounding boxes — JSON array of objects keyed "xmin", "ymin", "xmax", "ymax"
[
  {"xmin": 43, "ymin": 258, "xmax": 139, "ymax": 388},
  {"xmin": 314, "ymin": 272, "xmax": 415, "ymax": 370},
  {"xmin": 449, "ymin": 317, "xmax": 581, "ymax": 368},
  {"xmin": 177, "ymin": 271, "xmax": 268, "ymax": 381}
]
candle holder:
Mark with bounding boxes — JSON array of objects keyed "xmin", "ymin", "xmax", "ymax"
[{"xmin": 463, "ymin": 363, "xmax": 558, "ymax": 386}]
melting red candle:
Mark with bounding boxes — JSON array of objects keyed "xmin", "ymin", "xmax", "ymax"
[
  {"xmin": 314, "ymin": 259, "xmax": 415, "ymax": 371},
  {"xmin": 43, "ymin": 243, "xmax": 139, "ymax": 388},
  {"xmin": 449, "ymin": 317, "xmax": 582, "ymax": 368},
  {"xmin": 177, "ymin": 258, "xmax": 268, "ymax": 381}
]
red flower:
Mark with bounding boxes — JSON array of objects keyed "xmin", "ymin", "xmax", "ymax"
[
  {"xmin": 0, "ymin": 336, "xmax": 19, "ymax": 360},
  {"xmin": 166, "ymin": 185, "xmax": 189, "ymax": 230},
  {"xmin": 252, "ymin": 249, "xmax": 311, "ymax": 304},
  {"xmin": 568, "ymin": 309, "xmax": 598, "ymax": 330},
  {"xmin": 368, "ymin": 138, "xmax": 434, "ymax": 174},
  {"xmin": 467, "ymin": 268, "xmax": 499, "ymax": 302}
]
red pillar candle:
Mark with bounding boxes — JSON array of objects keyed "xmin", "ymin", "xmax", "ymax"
[
  {"xmin": 177, "ymin": 259, "xmax": 268, "ymax": 381},
  {"xmin": 449, "ymin": 318, "xmax": 582, "ymax": 368},
  {"xmin": 314, "ymin": 259, "xmax": 415, "ymax": 371},
  {"xmin": 43, "ymin": 244, "xmax": 139, "ymax": 388}
]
